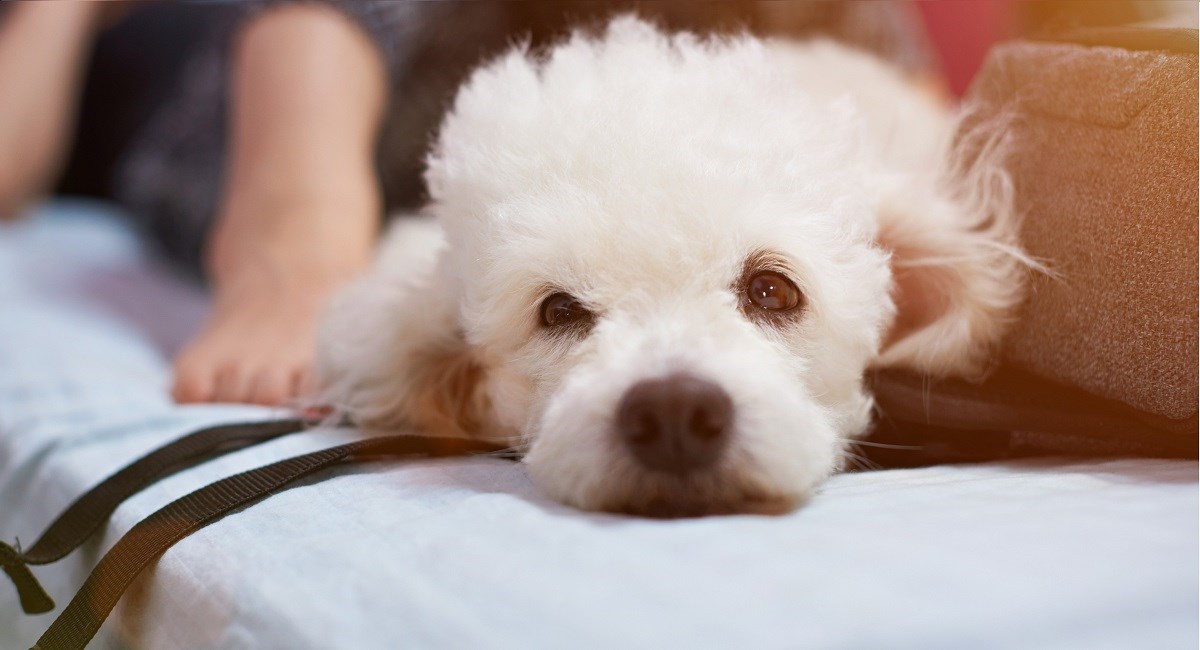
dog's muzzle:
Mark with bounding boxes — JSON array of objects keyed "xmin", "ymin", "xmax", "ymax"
[{"xmin": 616, "ymin": 373, "xmax": 733, "ymax": 475}]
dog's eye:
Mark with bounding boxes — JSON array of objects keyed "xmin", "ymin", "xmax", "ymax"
[
  {"xmin": 746, "ymin": 272, "xmax": 802, "ymax": 312},
  {"xmin": 540, "ymin": 292, "xmax": 592, "ymax": 328}
]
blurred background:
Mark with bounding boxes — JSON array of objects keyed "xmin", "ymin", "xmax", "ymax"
[{"xmin": 47, "ymin": 0, "xmax": 1198, "ymax": 206}]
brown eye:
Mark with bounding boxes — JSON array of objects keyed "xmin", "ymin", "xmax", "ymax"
[
  {"xmin": 746, "ymin": 272, "xmax": 802, "ymax": 311},
  {"xmin": 540, "ymin": 292, "xmax": 592, "ymax": 328}
]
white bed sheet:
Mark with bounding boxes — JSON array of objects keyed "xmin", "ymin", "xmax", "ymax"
[{"xmin": 1, "ymin": 201, "xmax": 1196, "ymax": 649}]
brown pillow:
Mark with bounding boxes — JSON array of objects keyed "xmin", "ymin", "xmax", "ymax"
[
  {"xmin": 866, "ymin": 29, "xmax": 1197, "ymax": 466},
  {"xmin": 971, "ymin": 29, "xmax": 1197, "ymax": 423}
]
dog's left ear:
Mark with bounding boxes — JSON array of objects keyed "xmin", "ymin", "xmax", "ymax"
[
  {"xmin": 872, "ymin": 181, "xmax": 1027, "ymax": 379},
  {"xmin": 315, "ymin": 220, "xmax": 504, "ymax": 440},
  {"xmin": 401, "ymin": 334, "xmax": 495, "ymax": 439}
]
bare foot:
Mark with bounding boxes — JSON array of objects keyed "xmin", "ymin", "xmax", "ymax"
[
  {"xmin": 171, "ymin": 267, "xmax": 352, "ymax": 406},
  {"xmin": 172, "ymin": 197, "xmax": 376, "ymax": 406}
]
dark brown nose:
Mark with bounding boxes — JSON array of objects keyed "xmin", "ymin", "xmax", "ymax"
[{"xmin": 616, "ymin": 374, "xmax": 734, "ymax": 475}]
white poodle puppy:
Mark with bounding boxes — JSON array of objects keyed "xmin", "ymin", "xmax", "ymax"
[{"xmin": 316, "ymin": 17, "xmax": 1027, "ymax": 516}]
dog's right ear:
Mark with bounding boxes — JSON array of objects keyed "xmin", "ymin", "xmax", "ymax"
[
  {"xmin": 872, "ymin": 190, "xmax": 1022, "ymax": 379},
  {"xmin": 314, "ymin": 219, "xmax": 497, "ymax": 438},
  {"xmin": 871, "ymin": 126, "xmax": 1033, "ymax": 380},
  {"xmin": 868, "ymin": 109, "xmax": 1046, "ymax": 378}
]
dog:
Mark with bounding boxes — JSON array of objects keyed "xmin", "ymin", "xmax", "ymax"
[{"xmin": 315, "ymin": 17, "xmax": 1028, "ymax": 517}]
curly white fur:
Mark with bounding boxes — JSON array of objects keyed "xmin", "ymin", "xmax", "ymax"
[{"xmin": 316, "ymin": 17, "xmax": 1027, "ymax": 516}]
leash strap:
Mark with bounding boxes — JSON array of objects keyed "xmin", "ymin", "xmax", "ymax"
[
  {"xmin": 1, "ymin": 419, "xmax": 308, "ymax": 614},
  {"xmin": 14, "ymin": 369, "xmax": 1192, "ymax": 647},
  {"xmin": 31, "ymin": 433, "xmax": 510, "ymax": 650},
  {"xmin": 870, "ymin": 368, "xmax": 1198, "ymax": 459}
]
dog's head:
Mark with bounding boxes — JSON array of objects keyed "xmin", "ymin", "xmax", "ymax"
[{"xmin": 322, "ymin": 19, "xmax": 1024, "ymax": 516}]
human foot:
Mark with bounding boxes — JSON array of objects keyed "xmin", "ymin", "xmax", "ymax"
[
  {"xmin": 172, "ymin": 189, "xmax": 376, "ymax": 407},
  {"xmin": 171, "ymin": 260, "xmax": 363, "ymax": 406}
]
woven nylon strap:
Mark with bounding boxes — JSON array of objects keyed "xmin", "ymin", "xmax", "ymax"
[
  {"xmin": 870, "ymin": 368, "xmax": 1197, "ymax": 458},
  {"xmin": 31, "ymin": 433, "xmax": 511, "ymax": 650},
  {"xmin": 0, "ymin": 419, "xmax": 308, "ymax": 615}
]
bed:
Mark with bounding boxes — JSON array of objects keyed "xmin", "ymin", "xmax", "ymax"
[{"xmin": 1, "ymin": 201, "xmax": 1196, "ymax": 649}]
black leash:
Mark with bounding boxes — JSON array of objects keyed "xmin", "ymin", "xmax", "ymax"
[
  {"xmin": 7, "ymin": 369, "xmax": 1194, "ymax": 648},
  {"xmin": 1, "ymin": 418, "xmax": 308, "ymax": 616},
  {"xmin": 0, "ymin": 416, "xmax": 513, "ymax": 650},
  {"xmin": 29, "ymin": 433, "xmax": 511, "ymax": 650},
  {"xmin": 869, "ymin": 368, "xmax": 1198, "ymax": 460}
]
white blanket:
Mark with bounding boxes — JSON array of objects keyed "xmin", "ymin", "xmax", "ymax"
[{"xmin": 2, "ymin": 202, "xmax": 1196, "ymax": 649}]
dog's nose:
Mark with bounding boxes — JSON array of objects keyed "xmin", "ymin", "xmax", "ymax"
[{"xmin": 616, "ymin": 374, "xmax": 733, "ymax": 475}]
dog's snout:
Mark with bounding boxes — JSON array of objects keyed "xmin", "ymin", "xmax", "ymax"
[{"xmin": 616, "ymin": 374, "xmax": 733, "ymax": 475}]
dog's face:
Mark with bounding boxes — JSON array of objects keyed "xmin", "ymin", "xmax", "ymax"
[
  {"xmin": 419, "ymin": 20, "xmax": 907, "ymax": 516},
  {"xmin": 322, "ymin": 18, "xmax": 1023, "ymax": 517},
  {"xmin": 445, "ymin": 178, "xmax": 893, "ymax": 516}
]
